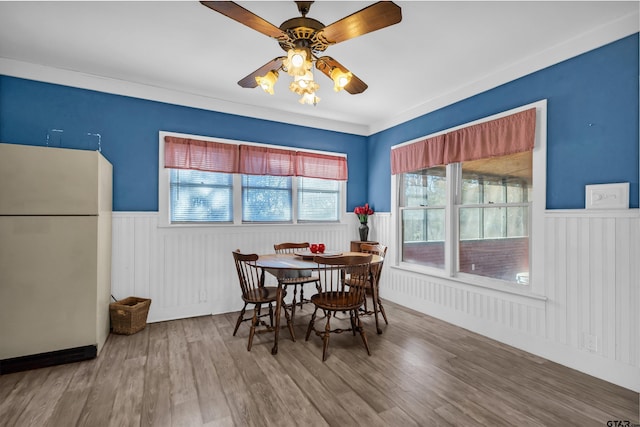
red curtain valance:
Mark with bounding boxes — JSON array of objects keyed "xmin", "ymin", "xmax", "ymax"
[
  {"xmin": 295, "ymin": 151, "xmax": 348, "ymax": 181},
  {"xmin": 239, "ymin": 145, "xmax": 296, "ymax": 176},
  {"xmin": 390, "ymin": 108, "xmax": 536, "ymax": 175},
  {"xmin": 164, "ymin": 136, "xmax": 347, "ymax": 180},
  {"xmin": 390, "ymin": 134, "xmax": 445, "ymax": 175},
  {"xmin": 445, "ymin": 108, "xmax": 536, "ymax": 164},
  {"xmin": 164, "ymin": 136, "xmax": 239, "ymax": 173}
]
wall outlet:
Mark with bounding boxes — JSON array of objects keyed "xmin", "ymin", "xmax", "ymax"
[
  {"xmin": 199, "ymin": 289, "xmax": 207, "ymax": 302},
  {"xmin": 471, "ymin": 263, "xmax": 476, "ymax": 271},
  {"xmin": 584, "ymin": 333, "xmax": 598, "ymax": 352}
]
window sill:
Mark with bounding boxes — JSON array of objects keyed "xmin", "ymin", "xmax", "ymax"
[
  {"xmin": 390, "ymin": 263, "xmax": 547, "ymax": 303},
  {"xmin": 156, "ymin": 220, "xmax": 349, "ymax": 230}
]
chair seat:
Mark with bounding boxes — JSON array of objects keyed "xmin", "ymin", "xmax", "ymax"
[
  {"xmin": 310, "ymin": 291, "xmax": 363, "ymax": 311},
  {"xmin": 343, "ymin": 276, "xmax": 369, "ymax": 288},
  {"xmin": 278, "ymin": 275, "xmax": 319, "ymax": 285},
  {"xmin": 242, "ymin": 286, "xmax": 282, "ymax": 304}
]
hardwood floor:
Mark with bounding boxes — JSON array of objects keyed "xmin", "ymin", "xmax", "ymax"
[{"xmin": 0, "ymin": 301, "xmax": 638, "ymax": 426}]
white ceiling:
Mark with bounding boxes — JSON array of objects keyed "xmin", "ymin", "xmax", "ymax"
[{"xmin": 0, "ymin": 1, "xmax": 638, "ymax": 135}]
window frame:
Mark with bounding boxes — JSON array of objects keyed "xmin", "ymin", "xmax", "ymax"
[
  {"xmin": 391, "ymin": 100, "xmax": 547, "ymax": 297},
  {"xmin": 158, "ymin": 131, "xmax": 347, "ymax": 227}
]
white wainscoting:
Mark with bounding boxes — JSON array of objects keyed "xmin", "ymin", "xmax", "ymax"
[
  {"xmin": 111, "ymin": 210, "xmax": 639, "ymax": 391},
  {"xmin": 372, "ymin": 210, "xmax": 640, "ymax": 392}
]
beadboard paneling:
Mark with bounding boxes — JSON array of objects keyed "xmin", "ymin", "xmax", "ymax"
[
  {"xmin": 371, "ymin": 210, "xmax": 639, "ymax": 391},
  {"xmin": 112, "ymin": 213, "xmax": 354, "ymax": 322}
]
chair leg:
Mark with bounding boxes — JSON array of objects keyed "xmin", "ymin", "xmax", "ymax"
[
  {"xmin": 248, "ymin": 304, "xmax": 259, "ymax": 351},
  {"xmin": 233, "ymin": 303, "xmax": 248, "ymax": 336},
  {"xmin": 268, "ymin": 302, "xmax": 274, "ymax": 327},
  {"xmin": 306, "ymin": 306, "xmax": 318, "ymax": 341},
  {"xmin": 349, "ymin": 310, "xmax": 357, "ymax": 336},
  {"xmin": 282, "ymin": 296, "xmax": 296, "ymax": 342},
  {"xmin": 299, "ymin": 286, "xmax": 304, "ymax": 309},
  {"xmin": 354, "ymin": 310, "xmax": 371, "ymax": 356},
  {"xmin": 290, "ymin": 284, "xmax": 297, "ymax": 323},
  {"xmin": 378, "ymin": 297, "xmax": 389, "ymax": 325},
  {"xmin": 322, "ymin": 311, "xmax": 332, "ymax": 362}
]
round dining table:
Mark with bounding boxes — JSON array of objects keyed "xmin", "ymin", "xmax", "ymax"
[{"xmin": 255, "ymin": 251, "xmax": 383, "ymax": 355}]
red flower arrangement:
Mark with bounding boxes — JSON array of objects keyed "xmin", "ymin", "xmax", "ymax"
[{"xmin": 354, "ymin": 203, "xmax": 374, "ymax": 224}]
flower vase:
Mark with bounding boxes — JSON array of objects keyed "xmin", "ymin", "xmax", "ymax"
[{"xmin": 359, "ymin": 223, "xmax": 369, "ymax": 242}]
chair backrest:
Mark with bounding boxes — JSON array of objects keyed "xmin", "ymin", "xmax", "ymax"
[
  {"xmin": 232, "ymin": 250, "xmax": 264, "ymax": 300},
  {"xmin": 274, "ymin": 242, "xmax": 310, "ymax": 254},
  {"xmin": 313, "ymin": 254, "xmax": 372, "ymax": 308},
  {"xmin": 360, "ymin": 243, "xmax": 387, "ymax": 279}
]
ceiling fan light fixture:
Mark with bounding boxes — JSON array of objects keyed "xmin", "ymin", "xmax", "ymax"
[
  {"xmin": 289, "ymin": 71, "xmax": 319, "ymax": 95},
  {"xmin": 330, "ymin": 68, "xmax": 352, "ymax": 92},
  {"xmin": 299, "ymin": 92, "xmax": 320, "ymax": 106},
  {"xmin": 283, "ymin": 48, "xmax": 312, "ymax": 77},
  {"xmin": 255, "ymin": 70, "xmax": 278, "ymax": 95}
]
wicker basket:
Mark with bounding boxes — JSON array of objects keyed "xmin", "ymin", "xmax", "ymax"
[{"xmin": 109, "ymin": 297, "xmax": 151, "ymax": 335}]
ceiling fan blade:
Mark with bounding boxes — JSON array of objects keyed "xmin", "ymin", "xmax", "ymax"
[
  {"xmin": 200, "ymin": 1, "xmax": 285, "ymax": 39},
  {"xmin": 315, "ymin": 56, "xmax": 368, "ymax": 94},
  {"xmin": 238, "ymin": 57, "xmax": 284, "ymax": 88},
  {"xmin": 319, "ymin": 2, "xmax": 401, "ymax": 45}
]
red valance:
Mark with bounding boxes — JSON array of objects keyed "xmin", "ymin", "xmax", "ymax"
[
  {"xmin": 445, "ymin": 108, "xmax": 536, "ymax": 164},
  {"xmin": 390, "ymin": 108, "xmax": 536, "ymax": 174},
  {"xmin": 239, "ymin": 145, "xmax": 295, "ymax": 176},
  {"xmin": 164, "ymin": 136, "xmax": 239, "ymax": 173},
  {"xmin": 390, "ymin": 134, "xmax": 445, "ymax": 175},
  {"xmin": 164, "ymin": 136, "xmax": 347, "ymax": 180},
  {"xmin": 295, "ymin": 151, "xmax": 348, "ymax": 181}
]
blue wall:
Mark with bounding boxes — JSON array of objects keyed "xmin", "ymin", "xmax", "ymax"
[
  {"xmin": 0, "ymin": 77, "xmax": 368, "ymax": 211},
  {"xmin": 1, "ymin": 34, "xmax": 638, "ymax": 212},
  {"xmin": 369, "ymin": 33, "xmax": 639, "ymax": 211}
]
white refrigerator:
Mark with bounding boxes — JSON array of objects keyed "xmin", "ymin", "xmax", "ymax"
[{"xmin": 0, "ymin": 143, "xmax": 112, "ymax": 373}]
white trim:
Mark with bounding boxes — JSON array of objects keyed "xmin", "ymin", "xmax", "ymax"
[{"xmin": 545, "ymin": 208, "xmax": 640, "ymax": 218}]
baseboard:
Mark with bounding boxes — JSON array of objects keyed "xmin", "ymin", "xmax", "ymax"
[{"xmin": 0, "ymin": 345, "xmax": 97, "ymax": 375}]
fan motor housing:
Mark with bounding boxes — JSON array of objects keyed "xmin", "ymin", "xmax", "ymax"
[{"xmin": 279, "ymin": 17, "xmax": 330, "ymax": 52}]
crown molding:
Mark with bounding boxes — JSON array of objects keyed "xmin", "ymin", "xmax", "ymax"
[
  {"xmin": 368, "ymin": 10, "xmax": 640, "ymax": 135},
  {"xmin": 0, "ymin": 57, "xmax": 369, "ymax": 136}
]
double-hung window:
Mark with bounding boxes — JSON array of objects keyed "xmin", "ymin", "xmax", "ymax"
[
  {"xmin": 393, "ymin": 102, "xmax": 545, "ymax": 290},
  {"xmin": 159, "ymin": 133, "xmax": 347, "ymax": 225}
]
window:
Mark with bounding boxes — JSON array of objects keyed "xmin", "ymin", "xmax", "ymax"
[
  {"xmin": 159, "ymin": 133, "xmax": 346, "ymax": 225},
  {"xmin": 399, "ymin": 166, "xmax": 446, "ymax": 269},
  {"xmin": 170, "ymin": 169, "xmax": 233, "ymax": 223},
  {"xmin": 399, "ymin": 154, "xmax": 532, "ymax": 284},
  {"xmin": 298, "ymin": 177, "xmax": 340, "ymax": 222},
  {"xmin": 242, "ymin": 175, "xmax": 292, "ymax": 222},
  {"xmin": 458, "ymin": 151, "xmax": 531, "ymax": 282},
  {"xmin": 393, "ymin": 102, "xmax": 544, "ymax": 290}
]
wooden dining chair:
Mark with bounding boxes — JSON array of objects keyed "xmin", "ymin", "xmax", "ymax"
[
  {"xmin": 232, "ymin": 250, "xmax": 294, "ymax": 351},
  {"xmin": 273, "ymin": 242, "xmax": 321, "ymax": 322},
  {"xmin": 305, "ymin": 254, "xmax": 373, "ymax": 361},
  {"xmin": 353, "ymin": 243, "xmax": 389, "ymax": 334}
]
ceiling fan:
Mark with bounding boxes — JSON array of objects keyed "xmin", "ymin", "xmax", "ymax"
[{"xmin": 200, "ymin": 1, "xmax": 402, "ymax": 105}]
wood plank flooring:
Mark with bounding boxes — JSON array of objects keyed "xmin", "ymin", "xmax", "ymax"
[{"xmin": 0, "ymin": 301, "xmax": 638, "ymax": 426}]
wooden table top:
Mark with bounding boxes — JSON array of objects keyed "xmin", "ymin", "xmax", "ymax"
[{"xmin": 256, "ymin": 252, "xmax": 382, "ymax": 270}]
